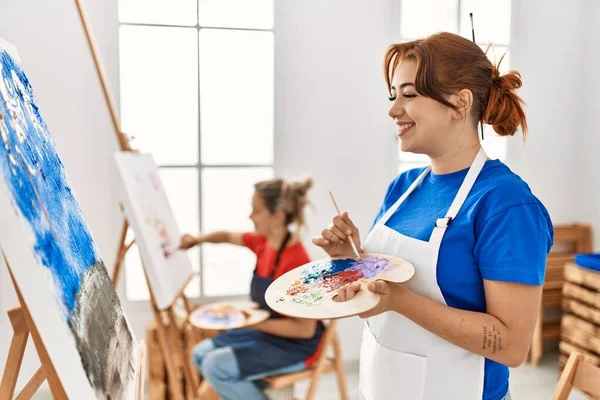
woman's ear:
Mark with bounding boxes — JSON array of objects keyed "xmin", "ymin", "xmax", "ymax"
[
  {"xmin": 275, "ymin": 209, "xmax": 287, "ymax": 226},
  {"xmin": 452, "ymin": 89, "xmax": 474, "ymax": 120}
]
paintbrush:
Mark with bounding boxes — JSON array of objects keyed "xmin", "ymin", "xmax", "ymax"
[
  {"xmin": 162, "ymin": 243, "xmax": 180, "ymax": 258},
  {"xmin": 470, "ymin": 12, "xmax": 485, "ymax": 141},
  {"xmin": 328, "ymin": 191, "xmax": 361, "ymax": 261}
]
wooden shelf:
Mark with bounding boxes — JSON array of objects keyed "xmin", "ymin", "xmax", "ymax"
[
  {"xmin": 542, "ymin": 321, "xmax": 561, "ymax": 339},
  {"xmin": 529, "ymin": 223, "xmax": 593, "ymax": 367}
]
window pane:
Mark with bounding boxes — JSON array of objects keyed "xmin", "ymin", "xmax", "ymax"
[
  {"xmin": 184, "ymin": 273, "xmax": 201, "ymax": 298},
  {"xmin": 119, "ymin": 0, "xmax": 197, "ymax": 26},
  {"xmin": 160, "ymin": 168, "xmax": 200, "ymax": 296},
  {"xmin": 401, "ymin": 0, "xmax": 459, "ymax": 39},
  {"xmin": 125, "ymin": 242, "xmax": 149, "ymax": 301},
  {"xmin": 202, "ymin": 244, "xmax": 253, "ymax": 296},
  {"xmin": 198, "ymin": 0, "xmax": 273, "ymax": 29},
  {"xmin": 159, "ymin": 168, "xmax": 200, "ymax": 235},
  {"xmin": 201, "ymin": 167, "xmax": 273, "ymax": 296},
  {"xmin": 460, "ymin": 0, "xmax": 511, "ymax": 45},
  {"xmin": 201, "ymin": 167, "xmax": 273, "ymax": 232},
  {"xmin": 199, "ymin": 29, "xmax": 273, "ymax": 165},
  {"xmin": 120, "ymin": 26, "xmax": 198, "ymax": 165}
]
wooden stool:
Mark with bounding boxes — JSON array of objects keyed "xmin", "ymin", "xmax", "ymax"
[
  {"xmin": 553, "ymin": 352, "xmax": 600, "ymax": 399},
  {"xmin": 262, "ymin": 320, "xmax": 349, "ymax": 400},
  {"xmin": 198, "ymin": 320, "xmax": 349, "ymax": 400}
]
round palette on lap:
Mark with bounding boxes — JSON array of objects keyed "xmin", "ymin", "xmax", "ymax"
[
  {"xmin": 189, "ymin": 302, "xmax": 269, "ymax": 330},
  {"xmin": 265, "ymin": 253, "xmax": 415, "ymax": 319},
  {"xmin": 199, "ymin": 300, "xmax": 259, "ymax": 312}
]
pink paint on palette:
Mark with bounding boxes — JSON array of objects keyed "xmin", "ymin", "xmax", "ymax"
[
  {"xmin": 280, "ymin": 257, "xmax": 395, "ymax": 306},
  {"xmin": 192, "ymin": 306, "xmax": 245, "ymax": 326}
]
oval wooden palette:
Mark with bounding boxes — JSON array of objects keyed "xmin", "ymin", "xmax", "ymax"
[
  {"xmin": 189, "ymin": 301, "xmax": 269, "ymax": 330},
  {"xmin": 265, "ymin": 253, "xmax": 415, "ymax": 319}
]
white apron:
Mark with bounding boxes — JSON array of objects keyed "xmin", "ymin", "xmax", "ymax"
[{"xmin": 359, "ymin": 148, "xmax": 488, "ymax": 400}]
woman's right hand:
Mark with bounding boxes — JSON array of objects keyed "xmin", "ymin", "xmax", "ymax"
[
  {"xmin": 179, "ymin": 234, "xmax": 199, "ymax": 250},
  {"xmin": 312, "ymin": 212, "xmax": 362, "ymax": 257}
]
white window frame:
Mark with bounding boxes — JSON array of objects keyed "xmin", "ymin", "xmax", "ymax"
[{"xmin": 118, "ymin": 3, "xmax": 275, "ymax": 302}]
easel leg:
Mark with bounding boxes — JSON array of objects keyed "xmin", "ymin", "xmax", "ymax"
[
  {"xmin": 112, "ymin": 220, "xmax": 129, "ymax": 286},
  {"xmin": 181, "ymin": 296, "xmax": 201, "ymax": 342},
  {"xmin": 166, "ymin": 309, "xmax": 199, "ymax": 400},
  {"xmin": 151, "ymin": 302, "xmax": 185, "ymax": 400},
  {"xmin": 15, "ymin": 368, "xmax": 45, "ymax": 400},
  {"xmin": 8, "ymin": 268, "xmax": 68, "ymax": 399},
  {"xmin": 331, "ymin": 332, "xmax": 349, "ymax": 400},
  {"xmin": 0, "ymin": 307, "xmax": 30, "ymax": 400},
  {"xmin": 305, "ymin": 324, "xmax": 338, "ymax": 400}
]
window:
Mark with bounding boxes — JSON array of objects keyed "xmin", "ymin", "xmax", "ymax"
[
  {"xmin": 397, "ymin": 0, "xmax": 512, "ymax": 173},
  {"xmin": 118, "ymin": 0, "xmax": 274, "ymax": 301}
]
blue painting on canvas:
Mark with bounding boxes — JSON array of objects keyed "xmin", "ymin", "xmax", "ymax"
[{"xmin": 0, "ymin": 46, "xmax": 135, "ymax": 398}]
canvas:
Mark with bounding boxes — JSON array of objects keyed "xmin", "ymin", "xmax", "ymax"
[
  {"xmin": 114, "ymin": 152, "xmax": 194, "ymax": 309},
  {"xmin": 0, "ymin": 38, "xmax": 138, "ymax": 398}
]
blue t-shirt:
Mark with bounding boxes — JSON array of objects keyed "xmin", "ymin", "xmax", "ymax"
[{"xmin": 372, "ymin": 159, "xmax": 554, "ymax": 400}]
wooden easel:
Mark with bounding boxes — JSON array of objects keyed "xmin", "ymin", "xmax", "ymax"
[
  {"xmin": 72, "ymin": 1, "xmax": 203, "ymax": 398},
  {"xmin": 72, "ymin": 0, "xmax": 206, "ymax": 397},
  {"xmin": 0, "ymin": 262, "xmax": 146, "ymax": 400},
  {"xmin": 0, "ymin": 1, "xmax": 139, "ymax": 397},
  {"xmin": 114, "ymin": 203, "xmax": 202, "ymax": 400}
]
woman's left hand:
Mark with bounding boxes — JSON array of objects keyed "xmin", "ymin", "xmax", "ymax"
[{"xmin": 336, "ymin": 280, "xmax": 400, "ymax": 318}]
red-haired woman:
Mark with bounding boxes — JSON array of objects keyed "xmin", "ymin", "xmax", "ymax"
[{"xmin": 313, "ymin": 32, "xmax": 553, "ymax": 400}]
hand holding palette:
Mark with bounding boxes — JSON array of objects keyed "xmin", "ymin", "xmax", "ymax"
[{"xmin": 265, "ymin": 253, "xmax": 415, "ymax": 319}]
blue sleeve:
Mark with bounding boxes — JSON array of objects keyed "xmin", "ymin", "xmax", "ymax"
[{"xmin": 474, "ymin": 203, "xmax": 554, "ymax": 285}]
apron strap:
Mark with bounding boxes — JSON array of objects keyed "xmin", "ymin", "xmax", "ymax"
[
  {"xmin": 429, "ymin": 147, "xmax": 488, "ymax": 247},
  {"xmin": 271, "ymin": 230, "xmax": 292, "ymax": 279}
]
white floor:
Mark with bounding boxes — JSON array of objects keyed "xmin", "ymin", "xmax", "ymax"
[
  {"xmin": 293, "ymin": 349, "xmax": 589, "ymax": 400},
  {"xmin": 31, "ymin": 349, "xmax": 589, "ymax": 399}
]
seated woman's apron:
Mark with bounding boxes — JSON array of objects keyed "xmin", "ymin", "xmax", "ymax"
[{"xmin": 211, "ymin": 236, "xmax": 324, "ymax": 379}]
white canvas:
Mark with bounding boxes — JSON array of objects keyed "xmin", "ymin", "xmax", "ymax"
[
  {"xmin": 0, "ymin": 38, "xmax": 138, "ymax": 398},
  {"xmin": 114, "ymin": 152, "xmax": 194, "ymax": 309}
]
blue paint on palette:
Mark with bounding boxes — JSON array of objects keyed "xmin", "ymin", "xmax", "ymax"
[{"xmin": 0, "ymin": 50, "xmax": 97, "ymax": 316}]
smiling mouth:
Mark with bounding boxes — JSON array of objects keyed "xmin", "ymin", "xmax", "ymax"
[{"xmin": 397, "ymin": 123, "xmax": 415, "ymax": 137}]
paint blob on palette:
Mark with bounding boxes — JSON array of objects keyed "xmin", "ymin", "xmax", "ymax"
[
  {"xmin": 265, "ymin": 253, "xmax": 415, "ymax": 319},
  {"xmin": 189, "ymin": 301, "xmax": 270, "ymax": 330},
  {"xmin": 195, "ymin": 306, "xmax": 245, "ymax": 326},
  {"xmin": 285, "ymin": 257, "xmax": 396, "ymax": 306}
]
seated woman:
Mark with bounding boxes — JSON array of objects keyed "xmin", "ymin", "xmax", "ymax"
[{"xmin": 180, "ymin": 177, "xmax": 323, "ymax": 400}]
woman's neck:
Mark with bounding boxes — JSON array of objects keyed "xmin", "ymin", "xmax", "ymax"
[
  {"xmin": 429, "ymin": 142, "xmax": 482, "ymax": 174},
  {"xmin": 428, "ymin": 125, "xmax": 482, "ymax": 174},
  {"xmin": 267, "ymin": 228, "xmax": 292, "ymax": 249}
]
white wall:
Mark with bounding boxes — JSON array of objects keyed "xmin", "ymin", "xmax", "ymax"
[
  {"xmin": 509, "ymin": 0, "xmax": 600, "ymax": 248},
  {"xmin": 274, "ymin": 0, "xmax": 401, "ymax": 362},
  {"xmin": 578, "ymin": 0, "xmax": 600, "ymax": 250},
  {"xmin": 1, "ymin": 0, "xmax": 598, "ymax": 390},
  {"xmin": 508, "ymin": 0, "xmax": 585, "ymax": 225}
]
